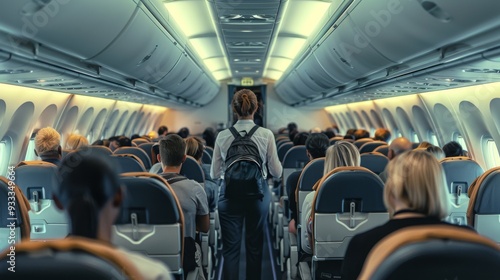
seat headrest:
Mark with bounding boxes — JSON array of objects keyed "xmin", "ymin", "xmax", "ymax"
[
  {"xmin": 0, "ymin": 237, "xmax": 141, "ymax": 280},
  {"xmin": 314, "ymin": 167, "xmax": 385, "ymax": 213},
  {"xmin": 117, "ymin": 176, "xmax": 181, "ymax": 225},
  {"xmin": 359, "ymin": 225, "xmax": 500, "ymax": 280},
  {"xmin": 0, "ymin": 177, "xmax": 31, "ymax": 240},
  {"xmin": 14, "ymin": 162, "xmax": 59, "ymax": 199},
  {"xmin": 282, "ymin": 146, "xmax": 309, "ymax": 168},
  {"xmin": 298, "ymin": 158, "xmax": 324, "ymax": 192},
  {"xmin": 180, "ymin": 156, "xmax": 205, "ymax": 184}
]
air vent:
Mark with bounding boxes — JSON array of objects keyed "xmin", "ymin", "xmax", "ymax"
[
  {"xmin": 0, "ymin": 69, "xmax": 33, "ymax": 75},
  {"xmin": 227, "ymin": 42, "xmax": 267, "ymax": 48},
  {"xmin": 463, "ymin": 68, "xmax": 500, "ymax": 74},
  {"xmin": 220, "ymin": 14, "xmax": 275, "ymax": 23}
]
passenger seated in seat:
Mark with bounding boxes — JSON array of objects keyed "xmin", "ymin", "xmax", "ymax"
[
  {"xmin": 341, "ymin": 150, "xmax": 472, "ymax": 280},
  {"xmin": 379, "ymin": 137, "xmax": 412, "ymax": 182},
  {"xmin": 287, "ymin": 133, "xmax": 329, "ymax": 234},
  {"xmin": 443, "ymin": 141, "xmax": 466, "ymax": 157},
  {"xmin": 158, "ymin": 134, "xmax": 209, "ymax": 278},
  {"xmin": 34, "ymin": 127, "xmax": 62, "ymax": 165},
  {"xmin": 373, "ymin": 128, "xmax": 391, "ymax": 142},
  {"xmin": 64, "ymin": 133, "xmax": 89, "ymax": 150},
  {"xmin": 185, "ymin": 136, "xmax": 218, "ymax": 211},
  {"xmin": 54, "ymin": 152, "xmax": 172, "ymax": 280},
  {"xmin": 301, "ymin": 141, "xmax": 360, "ymax": 254}
]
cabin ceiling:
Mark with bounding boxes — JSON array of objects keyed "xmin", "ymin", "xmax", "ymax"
[{"xmin": 0, "ymin": 0, "xmax": 500, "ymax": 109}]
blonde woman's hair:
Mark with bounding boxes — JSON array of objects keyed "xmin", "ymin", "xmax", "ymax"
[
  {"xmin": 65, "ymin": 134, "xmax": 89, "ymax": 150},
  {"xmin": 35, "ymin": 127, "xmax": 61, "ymax": 155},
  {"xmin": 416, "ymin": 141, "xmax": 433, "ymax": 149},
  {"xmin": 185, "ymin": 136, "xmax": 204, "ymax": 161},
  {"xmin": 324, "ymin": 141, "xmax": 360, "ymax": 175},
  {"xmin": 232, "ymin": 89, "xmax": 258, "ymax": 117},
  {"xmin": 384, "ymin": 149, "xmax": 450, "ymax": 219},
  {"xmin": 426, "ymin": 145, "xmax": 445, "ymax": 161}
]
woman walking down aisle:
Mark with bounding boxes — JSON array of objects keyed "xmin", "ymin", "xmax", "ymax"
[{"xmin": 211, "ymin": 89, "xmax": 282, "ymax": 280}]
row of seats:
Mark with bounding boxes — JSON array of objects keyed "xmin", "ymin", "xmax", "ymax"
[
  {"xmin": 271, "ymin": 138, "xmax": 496, "ymax": 280},
  {"xmin": 0, "ymin": 155, "xmax": 221, "ymax": 279}
]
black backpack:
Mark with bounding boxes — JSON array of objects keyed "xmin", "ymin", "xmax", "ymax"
[{"xmin": 224, "ymin": 125, "xmax": 265, "ymax": 200}]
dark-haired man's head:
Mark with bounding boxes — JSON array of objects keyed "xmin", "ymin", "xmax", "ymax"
[
  {"xmin": 374, "ymin": 128, "xmax": 391, "ymax": 142},
  {"xmin": 323, "ymin": 127, "xmax": 336, "ymax": 139},
  {"xmin": 158, "ymin": 125, "xmax": 168, "ymax": 136},
  {"xmin": 354, "ymin": 129, "xmax": 370, "ymax": 140},
  {"xmin": 55, "ymin": 152, "xmax": 122, "ymax": 240},
  {"xmin": 178, "ymin": 127, "xmax": 190, "ymax": 139},
  {"xmin": 443, "ymin": 141, "xmax": 464, "ymax": 157},
  {"xmin": 293, "ymin": 132, "xmax": 310, "ymax": 146},
  {"xmin": 158, "ymin": 134, "xmax": 186, "ymax": 169},
  {"xmin": 305, "ymin": 133, "xmax": 329, "ymax": 160}
]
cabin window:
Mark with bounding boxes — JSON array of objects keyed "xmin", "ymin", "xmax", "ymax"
[
  {"xmin": 0, "ymin": 139, "xmax": 11, "ymax": 176},
  {"xmin": 455, "ymin": 134, "xmax": 467, "ymax": 152},
  {"xmin": 484, "ymin": 139, "xmax": 500, "ymax": 168},
  {"xmin": 25, "ymin": 137, "xmax": 37, "ymax": 161},
  {"xmin": 429, "ymin": 132, "xmax": 438, "ymax": 146},
  {"xmin": 411, "ymin": 131, "xmax": 419, "ymax": 143}
]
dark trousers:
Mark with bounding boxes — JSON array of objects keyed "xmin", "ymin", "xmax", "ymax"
[{"xmin": 218, "ymin": 182, "xmax": 270, "ymax": 280}]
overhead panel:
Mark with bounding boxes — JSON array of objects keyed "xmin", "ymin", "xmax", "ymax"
[
  {"xmin": 0, "ymin": 0, "xmax": 137, "ymax": 59},
  {"xmin": 155, "ymin": 55, "xmax": 203, "ymax": 94},
  {"xmin": 90, "ymin": 3, "xmax": 182, "ymax": 84},
  {"xmin": 212, "ymin": 0, "xmax": 281, "ymax": 79},
  {"xmin": 314, "ymin": 15, "xmax": 393, "ymax": 84},
  {"xmin": 349, "ymin": 0, "xmax": 500, "ymax": 63}
]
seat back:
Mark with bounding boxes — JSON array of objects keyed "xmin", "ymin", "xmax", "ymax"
[
  {"xmin": 110, "ymin": 154, "xmax": 146, "ymax": 173},
  {"xmin": 359, "ymin": 225, "xmax": 500, "ymax": 280},
  {"xmin": 114, "ymin": 147, "xmax": 151, "ymax": 170},
  {"xmin": 0, "ymin": 177, "xmax": 30, "ymax": 251},
  {"xmin": 441, "ymin": 157, "xmax": 483, "ymax": 225},
  {"xmin": 112, "ymin": 172, "xmax": 184, "ymax": 276},
  {"xmin": 359, "ymin": 141, "xmax": 387, "ymax": 154},
  {"xmin": 180, "ymin": 156, "xmax": 205, "ymax": 184},
  {"xmin": 353, "ymin": 138, "xmax": 374, "ymax": 149},
  {"xmin": 132, "ymin": 137, "xmax": 150, "ymax": 146},
  {"xmin": 14, "ymin": 161, "xmax": 68, "ymax": 240},
  {"xmin": 138, "ymin": 142, "xmax": 155, "ymax": 164},
  {"xmin": 296, "ymin": 158, "xmax": 324, "ymax": 224},
  {"xmin": 329, "ymin": 136, "xmax": 344, "ymax": 146},
  {"xmin": 467, "ymin": 166, "xmax": 500, "ymax": 243},
  {"xmin": 0, "ymin": 237, "xmax": 141, "ymax": 279},
  {"xmin": 81, "ymin": 145, "xmax": 113, "ymax": 156},
  {"xmin": 278, "ymin": 142, "xmax": 293, "ymax": 162},
  {"xmin": 373, "ymin": 145, "xmax": 389, "ymax": 157},
  {"xmin": 313, "ymin": 167, "xmax": 388, "ymax": 258},
  {"xmin": 360, "ymin": 152, "xmax": 389, "ymax": 175},
  {"xmin": 202, "ymin": 149, "xmax": 212, "ymax": 165},
  {"xmin": 282, "ymin": 146, "xmax": 309, "ymax": 184}
]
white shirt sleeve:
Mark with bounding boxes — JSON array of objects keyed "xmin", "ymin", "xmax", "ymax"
[
  {"xmin": 210, "ymin": 134, "xmax": 223, "ymax": 179},
  {"xmin": 266, "ymin": 130, "xmax": 283, "ymax": 178}
]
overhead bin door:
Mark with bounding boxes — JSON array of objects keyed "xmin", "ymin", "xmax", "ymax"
[
  {"xmin": 0, "ymin": 0, "xmax": 137, "ymax": 59},
  {"xmin": 314, "ymin": 15, "xmax": 393, "ymax": 84},
  {"xmin": 155, "ymin": 55, "xmax": 203, "ymax": 95},
  {"xmin": 349, "ymin": 0, "xmax": 500, "ymax": 63},
  {"xmin": 195, "ymin": 81, "xmax": 219, "ymax": 105},
  {"xmin": 89, "ymin": 3, "xmax": 182, "ymax": 85},
  {"xmin": 275, "ymin": 80, "xmax": 303, "ymax": 105},
  {"xmin": 296, "ymin": 55, "xmax": 342, "ymax": 92}
]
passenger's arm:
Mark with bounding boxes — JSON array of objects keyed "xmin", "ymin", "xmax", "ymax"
[
  {"xmin": 196, "ymin": 214, "xmax": 210, "ymax": 233},
  {"xmin": 210, "ymin": 135, "xmax": 223, "ymax": 179},
  {"xmin": 267, "ymin": 132, "xmax": 283, "ymax": 178},
  {"xmin": 195, "ymin": 182, "xmax": 210, "ymax": 233}
]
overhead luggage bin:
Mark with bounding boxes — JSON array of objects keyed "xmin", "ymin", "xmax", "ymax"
[
  {"xmin": 89, "ymin": 3, "xmax": 182, "ymax": 85},
  {"xmin": 296, "ymin": 55, "xmax": 342, "ymax": 92},
  {"xmin": 349, "ymin": 0, "xmax": 500, "ymax": 63},
  {"xmin": 195, "ymin": 81, "xmax": 220, "ymax": 105},
  {"xmin": 314, "ymin": 15, "xmax": 394, "ymax": 84},
  {"xmin": 155, "ymin": 55, "xmax": 204, "ymax": 95},
  {"xmin": 0, "ymin": 0, "xmax": 137, "ymax": 59}
]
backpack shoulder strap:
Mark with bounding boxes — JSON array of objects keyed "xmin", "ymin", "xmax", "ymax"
[
  {"xmin": 162, "ymin": 173, "xmax": 189, "ymax": 184},
  {"xmin": 229, "ymin": 127, "xmax": 240, "ymax": 138},
  {"xmin": 247, "ymin": 125, "xmax": 260, "ymax": 138}
]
